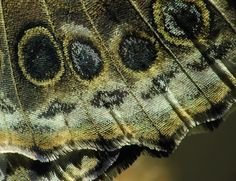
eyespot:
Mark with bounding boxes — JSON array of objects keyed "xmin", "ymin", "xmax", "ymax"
[
  {"xmin": 119, "ymin": 35, "xmax": 157, "ymax": 71},
  {"xmin": 68, "ymin": 40, "xmax": 103, "ymax": 80},
  {"xmin": 153, "ymin": 0, "xmax": 210, "ymax": 46},
  {"xmin": 109, "ymin": 26, "xmax": 163, "ymax": 79},
  {"xmin": 62, "ymin": 25, "xmax": 109, "ymax": 88},
  {"xmin": 18, "ymin": 27, "xmax": 64, "ymax": 86}
]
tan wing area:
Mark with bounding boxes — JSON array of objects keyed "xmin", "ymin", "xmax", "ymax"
[{"xmin": 0, "ymin": 0, "xmax": 235, "ymax": 180}]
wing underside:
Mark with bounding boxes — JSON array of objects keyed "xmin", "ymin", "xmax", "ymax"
[{"xmin": 0, "ymin": 0, "xmax": 235, "ymax": 180}]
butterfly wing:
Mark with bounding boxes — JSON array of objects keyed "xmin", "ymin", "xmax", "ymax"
[{"xmin": 0, "ymin": 0, "xmax": 235, "ymax": 180}]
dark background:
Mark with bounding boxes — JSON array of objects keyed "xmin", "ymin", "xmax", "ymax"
[{"xmin": 115, "ymin": 107, "xmax": 236, "ymax": 181}]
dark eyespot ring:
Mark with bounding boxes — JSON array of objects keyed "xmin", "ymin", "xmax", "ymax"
[
  {"xmin": 18, "ymin": 27, "xmax": 64, "ymax": 86},
  {"xmin": 153, "ymin": 0, "xmax": 210, "ymax": 46}
]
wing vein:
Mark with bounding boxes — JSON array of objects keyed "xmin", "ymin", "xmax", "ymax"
[
  {"xmin": 208, "ymin": 0, "xmax": 236, "ymax": 33},
  {"xmin": 126, "ymin": 0, "xmax": 226, "ymax": 109},
  {"xmin": 0, "ymin": 0, "xmax": 35, "ymax": 146},
  {"xmin": 79, "ymin": 0, "xmax": 165, "ymax": 137}
]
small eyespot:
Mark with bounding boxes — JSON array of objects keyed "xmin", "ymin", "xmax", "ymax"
[
  {"xmin": 68, "ymin": 40, "xmax": 103, "ymax": 80},
  {"xmin": 119, "ymin": 35, "xmax": 157, "ymax": 71},
  {"xmin": 18, "ymin": 27, "xmax": 64, "ymax": 86}
]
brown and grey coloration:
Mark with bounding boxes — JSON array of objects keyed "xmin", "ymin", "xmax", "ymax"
[
  {"xmin": 91, "ymin": 89, "xmax": 129, "ymax": 109},
  {"xmin": 119, "ymin": 35, "xmax": 157, "ymax": 71},
  {"xmin": 0, "ymin": 0, "xmax": 235, "ymax": 180},
  {"xmin": 69, "ymin": 40, "xmax": 104, "ymax": 80},
  {"xmin": 0, "ymin": 98, "xmax": 15, "ymax": 114},
  {"xmin": 20, "ymin": 34, "xmax": 61, "ymax": 81},
  {"xmin": 38, "ymin": 100, "xmax": 76, "ymax": 119}
]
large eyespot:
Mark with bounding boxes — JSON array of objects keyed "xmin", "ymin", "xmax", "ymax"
[
  {"xmin": 18, "ymin": 27, "xmax": 64, "ymax": 86},
  {"xmin": 68, "ymin": 40, "xmax": 103, "ymax": 80},
  {"xmin": 119, "ymin": 35, "xmax": 157, "ymax": 71},
  {"xmin": 153, "ymin": 0, "xmax": 210, "ymax": 46}
]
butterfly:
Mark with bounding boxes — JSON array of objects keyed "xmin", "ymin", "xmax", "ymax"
[{"xmin": 0, "ymin": 0, "xmax": 235, "ymax": 180}]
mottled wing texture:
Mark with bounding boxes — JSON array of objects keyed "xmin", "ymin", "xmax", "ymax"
[{"xmin": 0, "ymin": 0, "xmax": 235, "ymax": 180}]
